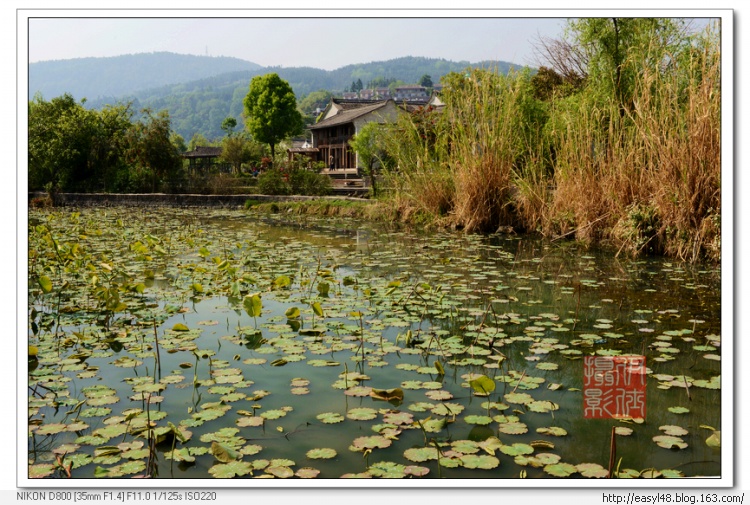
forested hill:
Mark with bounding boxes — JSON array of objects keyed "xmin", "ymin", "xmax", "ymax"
[
  {"xmin": 29, "ymin": 52, "xmax": 263, "ymax": 102},
  {"xmin": 29, "ymin": 52, "xmax": 522, "ymax": 141}
]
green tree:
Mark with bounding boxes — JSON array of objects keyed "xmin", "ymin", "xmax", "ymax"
[
  {"xmin": 298, "ymin": 90, "xmax": 333, "ymax": 123},
  {"xmin": 28, "ymin": 93, "xmax": 132, "ymax": 192},
  {"xmin": 221, "ymin": 116, "xmax": 237, "ymax": 136},
  {"xmin": 91, "ymin": 103, "xmax": 133, "ymax": 191},
  {"xmin": 348, "ymin": 122, "xmax": 387, "ymax": 198},
  {"xmin": 187, "ymin": 133, "xmax": 211, "ymax": 151},
  {"xmin": 419, "ymin": 74, "xmax": 433, "ymax": 88},
  {"xmin": 170, "ymin": 132, "xmax": 187, "ymax": 153},
  {"xmin": 125, "ymin": 109, "xmax": 182, "ymax": 192},
  {"xmin": 243, "ymin": 73, "xmax": 304, "ymax": 163},
  {"xmin": 220, "ymin": 134, "xmax": 258, "ymax": 174},
  {"xmin": 565, "ymin": 18, "xmax": 689, "ymax": 115}
]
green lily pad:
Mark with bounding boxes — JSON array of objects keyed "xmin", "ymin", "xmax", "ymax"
[
  {"xmin": 451, "ymin": 440, "xmax": 480, "ymax": 454},
  {"xmin": 430, "ymin": 403, "xmax": 465, "ymax": 416},
  {"xmin": 316, "ymin": 412, "xmax": 345, "ymax": 424},
  {"xmin": 295, "ymin": 467, "xmax": 321, "ymax": 478},
  {"xmin": 346, "ymin": 407, "xmax": 378, "ymax": 421},
  {"xmin": 498, "ymin": 422, "xmax": 528, "ymax": 435},
  {"xmin": 576, "ymin": 462, "xmax": 608, "ymax": 478},
  {"xmin": 29, "ymin": 463, "xmax": 56, "ymax": 478},
  {"xmin": 459, "ymin": 454, "xmax": 500, "ymax": 469},
  {"xmin": 500, "ymin": 443, "xmax": 534, "ymax": 457},
  {"xmin": 236, "ymin": 416, "xmax": 264, "ymax": 428},
  {"xmin": 260, "ymin": 409, "xmax": 287, "ymax": 420},
  {"xmin": 668, "ymin": 406, "xmax": 690, "ymax": 414},
  {"xmin": 659, "ymin": 425, "xmax": 689, "ymax": 436},
  {"xmin": 306, "ymin": 448, "xmax": 337, "ymax": 459},
  {"xmin": 469, "ymin": 375, "xmax": 496, "ymax": 395},
  {"xmin": 504, "ymin": 392, "xmax": 534, "ymax": 405},
  {"xmin": 544, "ymin": 462, "xmax": 578, "ymax": 477},
  {"xmin": 351, "ymin": 435, "xmax": 392, "ymax": 450},
  {"xmin": 653, "ymin": 435, "xmax": 688, "ymax": 449},
  {"xmin": 403, "ymin": 446, "xmax": 439, "ymax": 462},
  {"xmin": 208, "ymin": 460, "xmax": 253, "ymax": 478},
  {"xmin": 108, "ymin": 460, "xmax": 146, "ymax": 477},
  {"xmin": 536, "ymin": 426, "xmax": 568, "ymax": 437},
  {"xmin": 464, "ymin": 414, "xmax": 493, "ymax": 425}
]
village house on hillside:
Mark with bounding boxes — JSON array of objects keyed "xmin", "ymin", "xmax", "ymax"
[
  {"xmin": 307, "ymin": 98, "xmax": 399, "ymax": 172},
  {"xmin": 304, "ymin": 94, "xmax": 445, "ymax": 175},
  {"xmin": 393, "ymin": 85, "xmax": 429, "ymax": 102}
]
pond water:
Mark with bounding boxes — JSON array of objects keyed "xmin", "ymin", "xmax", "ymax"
[{"xmin": 26, "ymin": 207, "xmax": 723, "ymax": 481}]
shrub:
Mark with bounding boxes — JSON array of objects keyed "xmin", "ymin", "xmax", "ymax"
[
  {"xmin": 288, "ymin": 168, "xmax": 332, "ymax": 196},
  {"xmin": 257, "ymin": 169, "xmax": 291, "ymax": 195}
]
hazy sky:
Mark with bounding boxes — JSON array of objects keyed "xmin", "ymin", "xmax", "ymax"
[{"xmin": 27, "ymin": 15, "xmax": 570, "ymax": 69}]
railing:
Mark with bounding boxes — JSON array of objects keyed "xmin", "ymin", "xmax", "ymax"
[{"xmin": 317, "ymin": 135, "xmax": 351, "ymax": 146}]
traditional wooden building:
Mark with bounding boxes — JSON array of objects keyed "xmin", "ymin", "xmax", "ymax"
[
  {"xmin": 181, "ymin": 146, "xmax": 229, "ymax": 172},
  {"xmin": 286, "ymin": 139, "xmax": 319, "ymax": 166},
  {"xmin": 308, "ymin": 99, "xmax": 398, "ymax": 172}
]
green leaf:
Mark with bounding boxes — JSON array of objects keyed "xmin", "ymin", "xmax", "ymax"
[
  {"xmin": 208, "ymin": 460, "xmax": 253, "ymax": 478},
  {"xmin": 273, "ymin": 275, "xmax": 291, "ymax": 289},
  {"xmin": 668, "ymin": 406, "xmax": 690, "ymax": 414},
  {"xmin": 38, "ymin": 275, "xmax": 53, "ymax": 293},
  {"xmin": 210, "ymin": 441, "xmax": 239, "ymax": 463},
  {"xmin": 311, "ymin": 301, "xmax": 324, "ymax": 318},
  {"xmin": 370, "ymin": 388, "xmax": 404, "ymax": 401},
  {"xmin": 93, "ymin": 466, "xmax": 110, "ymax": 478},
  {"xmin": 284, "ymin": 306, "xmax": 300, "ymax": 319},
  {"xmin": 434, "ymin": 360, "xmax": 445, "ymax": 375},
  {"xmin": 172, "ymin": 323, "xmax": 189, "ymax": 332},
  {"xmin": 317, "ymin": 281, "xmax": 330, "ymax": 296},
  {"xmin": 306, "ymin": 448, "xmax": 337, "ymax": 459},
  {"xmin": 244, "ymin": 293, "xmax": 262, "ymax": 317},
  {"xmin": 469, "ymin": 375, "xmax": 495, "ymax": 395}
]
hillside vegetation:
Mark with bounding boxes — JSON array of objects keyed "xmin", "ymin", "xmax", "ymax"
[
  {"xmin": 29, "ymin": 52, "xmax": 262, "ymax": 103},
  {"xmin": 29, "ymin": 53, "xmax": 516, "ymax": 140}
]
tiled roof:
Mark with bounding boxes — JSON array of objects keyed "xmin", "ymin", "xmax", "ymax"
[
  {"xmin": 332, "ymin": 98, "xmax": 384, "ymax": 110},
  {"xmin": 182, "ymin": 146, "xmax": 222, "ymax": 158},
  {"xmin": 309, "ymin": 101, "xmax": 391, "ymax": 130}
]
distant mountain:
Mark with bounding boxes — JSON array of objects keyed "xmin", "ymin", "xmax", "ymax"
[
  {"xmin": 29, "ymin": 52, "xmax": 263, "ymax": 101},
  {"xmin": 28, "ymin": 52, "xmax": 527, "ymax": 141}
]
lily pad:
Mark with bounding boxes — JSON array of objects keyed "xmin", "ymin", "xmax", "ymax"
[
  {"xmin": 459, "ymin": 454, "xmax": 500, "ymax": 469},
  {"xmin": 346, "ymin": 407, "xmax": 378, "ymax": 421},
  {"xmin": 500, "ymin": 443, "xmax": 534, "ymax": 457},
  {"xmin": 404, "ymin": 446, "xmax": 439, "ymax": 462},
  {"xmin": 653, "ymin": 435, "xmax": 688, "ymax": 449},
  {"xmin": 667, "ymin": 406, "xmax": 690, "ymax": 414},
  {"xmin": 576, "ymin": 462, "xmax": 608, "ymax": 478},
  {"xmin": 536, "ymin": 426, "xmax": 568, "ymax": 437},
  {"xmin": 544, "ymin": 462, "xmax": 578, "ymax": 477},
  {"xmin": 295, "ymin": 467, "xmax": 321, "ymax": 478},
  {"xmin": 351, "ymin": 435, "xmax": 392, "ymax": 450},
  {"xmin": 208, "ymin": 460, "xmax": 253, "ymax": 478},
  {"xmin": 498, "ymin": 422, "xmax": 528, "ymax": 435},
  {"xmin": 316, "ymin": 412, "xmax": 345, "ymax": 424},
  {"xmin": 306, "ymin": 448, "xmax": 337, "ymax": 460},
  {"xmin": 659, "ymin": 425, "xmax": 689, "ymax": 436}
]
